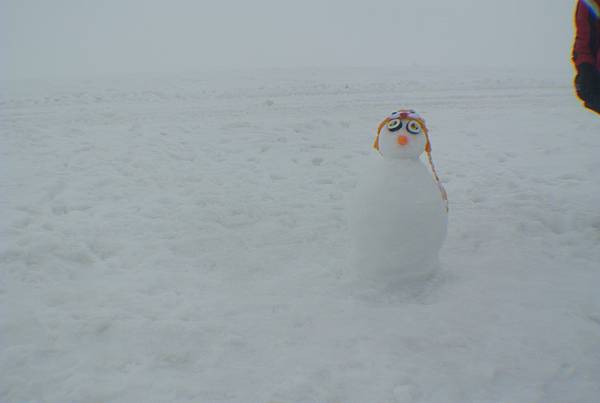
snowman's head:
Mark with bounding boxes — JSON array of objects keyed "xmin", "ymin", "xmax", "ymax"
[{"xmin": 373, "ymin": 110, "xmax": 430, "ymax": 159}]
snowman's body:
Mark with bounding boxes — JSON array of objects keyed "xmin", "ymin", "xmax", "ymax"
[{"xmin": 352, "ymin": 110, "xmax": 447, "ymax": 284}]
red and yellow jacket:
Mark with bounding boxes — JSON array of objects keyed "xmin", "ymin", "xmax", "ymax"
[{"xmin": 573, "ymin": 0, "xmax": 600, "ymax": 69}]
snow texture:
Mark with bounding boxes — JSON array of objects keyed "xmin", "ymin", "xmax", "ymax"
[{"xmin": 2, "ymin": 67, "xmax": 600, "ymax": 402}]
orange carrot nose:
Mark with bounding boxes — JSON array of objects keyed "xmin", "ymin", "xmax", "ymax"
[{"xmin": 396, "ymin": 135, "xmax": 408, "ymax": 146}]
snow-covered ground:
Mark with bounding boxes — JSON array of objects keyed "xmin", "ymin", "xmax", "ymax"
[{"xmin": 2, "ymin": 67, "xmax": 600, "ymax": 402}]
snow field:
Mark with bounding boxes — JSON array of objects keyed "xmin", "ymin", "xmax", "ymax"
[{"xmin": 1, "ymin": 67, "xmax": 600, "ymax": 402}]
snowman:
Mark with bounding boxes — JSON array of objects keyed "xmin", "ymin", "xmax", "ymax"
[{"xmin": 351, "ymin": 109, "xmax": 448, "ymax": 286}]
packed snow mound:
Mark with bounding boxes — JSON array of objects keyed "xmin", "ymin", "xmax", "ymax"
[{"xmin": 351, "ymin": 157, "xmax": 447, "ymax": 286}]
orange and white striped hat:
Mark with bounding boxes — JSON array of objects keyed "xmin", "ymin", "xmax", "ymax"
[{"xmin": 373, "ymin": 109, "xmax": 430, "ymax": 153}]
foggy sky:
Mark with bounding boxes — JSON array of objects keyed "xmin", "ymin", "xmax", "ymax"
[{"xmin": 1, "ymin": 0, "xmax": 576, "ymax": 80}]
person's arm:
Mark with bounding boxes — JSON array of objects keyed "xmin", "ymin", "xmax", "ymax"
[
  {"xmin": 573, "ymin": 1, "xmax": 596, "ymax": 66},
  {"xmin": 573, "ymin": 1, "xmax": 600, "ymax": 110}
]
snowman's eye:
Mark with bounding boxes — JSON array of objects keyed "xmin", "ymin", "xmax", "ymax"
[
  {"xmin": 387, "ymin": 119, "xmax": 402, "ymax": 131},
  {"xmin": 406, "ymin": 121, "xmax": 422, "ymax": 134}
]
